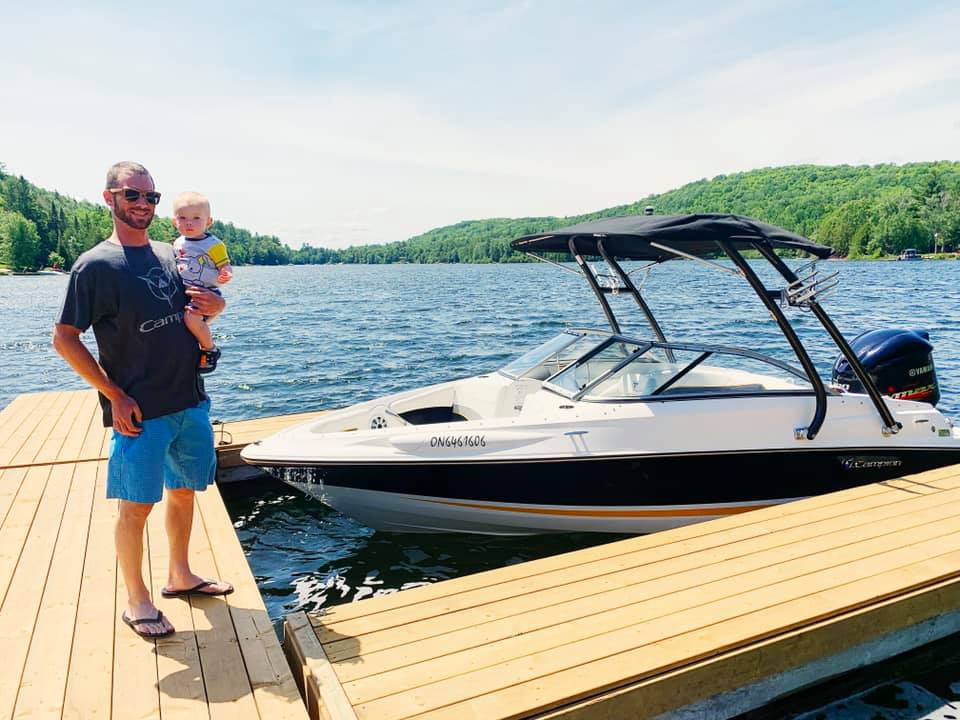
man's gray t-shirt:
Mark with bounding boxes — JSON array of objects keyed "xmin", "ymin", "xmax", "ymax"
[{"xmin": 58, "ymin": 240, "xmax": 205, "ymax": 427}]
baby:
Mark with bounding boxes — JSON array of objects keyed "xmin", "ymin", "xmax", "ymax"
[{"xmin": 171, "ymin": 191, "xmax": 233, "ymax": 373}]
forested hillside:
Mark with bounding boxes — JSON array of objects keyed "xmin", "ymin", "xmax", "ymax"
[
  {"xmin": 298, "ymin": 162, "xmax": 960, "ymax": 263},
  {"xmin": 2, "ymin": 161, "xmax": 958, "ymax": 270},
  {"xmin": 0, "ymin": 163, "xmax": 291, "ymax": 271}
]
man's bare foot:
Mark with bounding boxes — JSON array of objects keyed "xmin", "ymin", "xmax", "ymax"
[{"xmin": 122, "ymin": 600, "xmax": 174, "ymax": 638}]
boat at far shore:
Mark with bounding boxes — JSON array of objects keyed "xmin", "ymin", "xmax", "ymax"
[
  {"xmin": 898, "ymin": 248, "xmax": 922, "ymax": 261},
  {"xmin": 6, "ymin": 268, "xmax": 67, "ymax": 276},
  {"xmin": 243, "ymin": 214, "xmax": 960, "ymax": 535}
]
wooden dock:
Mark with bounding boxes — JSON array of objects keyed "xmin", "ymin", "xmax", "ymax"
[
  {"xmin": 284, "ymin": 464, "xmax": 960, "ymax": 720},
  {"xmin": 8, "ymin": 388, "xmax": 960, "ymax": 720},
  {"xmin": 0, "ymin": 390, "xmax": 309, "ymax": 720}
]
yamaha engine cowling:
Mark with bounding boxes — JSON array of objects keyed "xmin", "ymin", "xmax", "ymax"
[{"xmin": 831, "ymin": 329, "xmax": 940, "ymax": 406}]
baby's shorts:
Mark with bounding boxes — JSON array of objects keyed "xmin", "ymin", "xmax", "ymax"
[{"xmin": 184, "ymin": 285, "xmax": 221, "ymax": 322}]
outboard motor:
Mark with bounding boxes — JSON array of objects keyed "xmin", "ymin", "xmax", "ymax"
[{"xmin": 831, "ymin": 329, "xmax": 940, "ymax": 406}]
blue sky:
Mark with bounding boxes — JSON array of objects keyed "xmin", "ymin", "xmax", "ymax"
[{"xmin": 1, "ymin": 1, "xmax": 958, "ymax": 248}]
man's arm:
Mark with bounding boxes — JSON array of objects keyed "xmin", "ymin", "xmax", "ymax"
[
  {"xmin": 184, "ymin": 286, "xmax": 226, "ymax": 320},
  {"xmin": 52, "ymin": 324, "xmax": 143, "ymax": 436}
]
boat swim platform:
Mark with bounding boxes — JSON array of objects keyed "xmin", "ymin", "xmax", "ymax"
[
  {"xmin": 284, "ymin": 465, "xmax": 960, "ymax": 720},
  {"xmin": 0, "ymin": 389, "xmax": 309, "ymax": 720}
]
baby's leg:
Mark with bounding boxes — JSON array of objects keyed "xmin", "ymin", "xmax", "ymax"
[{"xmin": 184, "ymin": 311, "xmax": 214, "ymax": 351}]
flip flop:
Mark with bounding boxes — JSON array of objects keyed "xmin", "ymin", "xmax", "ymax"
[
  {"xmin": 161, "ymin": 579, "xmax": 234, "ymax": 599},
  {"xmin": 122, "ymin": 610, "xmax": 174, "ymax": 638}
]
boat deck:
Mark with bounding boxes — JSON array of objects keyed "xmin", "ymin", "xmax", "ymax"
[
  {"xmin": 0, "ymin": 390, "xmax": 308, "ymax": 720},
  {"xmin": 285, "ymin": 463, "xmax": 960, "ymax": 720}
]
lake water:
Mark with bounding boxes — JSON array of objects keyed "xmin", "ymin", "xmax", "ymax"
[{"xmin": 3, "ymin": 260, "xmax": 960, "ymax": 708}]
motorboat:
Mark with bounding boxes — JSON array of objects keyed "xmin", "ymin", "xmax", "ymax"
[
  {"xmin": 898, "ymin": 248, "xmax": 922, "ymax": 261},
  {"xmin": 241, "ymin": 214, "xmax": 960, "ymax": 534}
]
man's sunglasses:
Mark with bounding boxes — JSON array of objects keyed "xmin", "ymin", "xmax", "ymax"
[{"xmin": 109, "ymin": 188, "xmax": 162, "ymax": 205}]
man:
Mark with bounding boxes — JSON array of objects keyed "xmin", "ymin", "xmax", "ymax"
[{"xmin": 53, "ymin": 161, "xmax": 232, "ymax": 638}]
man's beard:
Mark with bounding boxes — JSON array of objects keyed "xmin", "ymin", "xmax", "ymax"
[{"xmin": 114, "ymin": 203, "xmax": 154, "ymax": 230}]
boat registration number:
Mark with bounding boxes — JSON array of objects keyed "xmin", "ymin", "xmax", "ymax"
[{"xmin": 430, "ymin": 434, "xmax": 487, "ymax": 449}]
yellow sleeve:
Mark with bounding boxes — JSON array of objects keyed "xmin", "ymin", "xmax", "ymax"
[{"xmin": 207, "ymin": 240, "xmax": 231, "ymax": 269}]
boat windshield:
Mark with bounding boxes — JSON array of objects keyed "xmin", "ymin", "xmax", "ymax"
[
  {"xmin": 499, "ymin": 330, "xmax": 608, "ymax": 380},
  {"xmin": 544, "ymin": 337, "xmax": 813, "ymax": 401}
]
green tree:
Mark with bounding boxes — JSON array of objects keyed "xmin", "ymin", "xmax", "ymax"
[
  {"xmin": 0, "ymin": 208, "xmax": 13, "ymax": 266},
  {"xmin": 916, "ymin": 176, "xmax": 960, "ymax": 252},
  {"xmin": 4, "ymin": 214, "xmax": 42, "ymax": 271},
  {"xmin": 873, "ymin": 189, "xmax": 930, "ymax": 254},
  {"xmin": 815, "ymin": 199, "xmax": 875, "ymax": 257}
]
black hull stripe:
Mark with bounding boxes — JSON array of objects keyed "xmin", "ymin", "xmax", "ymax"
[
  {"xmin": 262, "ymin": 448, "xmax": 960, "ymax": 506},
  {"xmin": 252, "ymin": 446, "xmax": 960, "ymax": 467}
]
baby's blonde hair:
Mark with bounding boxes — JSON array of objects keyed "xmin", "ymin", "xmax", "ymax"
[{"xmin": 172, "ymin": 191, "xmax": 211, "ymax": 214}]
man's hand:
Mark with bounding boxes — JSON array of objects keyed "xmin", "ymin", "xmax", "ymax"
[
  {"xmin": 110, "ymin": 391, "xmax": 143, "ymax": 437},
  {"xmin": 185, "ymin": 286, "xmax": 226, "ymax": 319}
]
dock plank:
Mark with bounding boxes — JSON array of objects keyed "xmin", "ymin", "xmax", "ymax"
[
  {"xmin": 78, "ymin": 392, "xmax": 110, "ymax": 464},
  {"xmin": 197, "ymin": 483, "xmax": 308, "ymax": 719},
  {"xmin": 0, "ymin": 391, "xmax": 51, "ymax": 436},
  {"xmin": 0, "ymin": 465, "xmax": 54, "ymax": 610},
  {"xmin": 0, "ymin": 467, "xmax": 29, "ymax": 530},
  {"xmin": 180, "ymin": 494, "xmax": 262, "ymax": 720},
  {"xmin": 414, "ymin": 557, "xmax": 960, "ymax": 720},
  {"xmin": 45, "ymin": 390, "xmax": 101, "ymax": 465},
  {"xmin": 147, "ymin": 502, "xmax": 210, "ymax": 720},
  {"xmin": 315, "ymin": 469, "xmax": 960, "ymax": 631},
  {"xmin": 111, "ymin": 520, "xmax": 162, "ymax": 720},
  {"xmin": 0, "ymin": 394, "xmax": 35, "ymax": 438},
  {"xmin": 335, "ymin": 491, "xmax": 960, "ymax": 693},
  {"xmin": 219, "ymin": 412, "xmax": 324, "ymax": 446},
  {"xmin": 0, "ymin": 463, "xmax": 76, "ymax": 719},
  {"xmin": 0, "ymin": 391, "xmax": 68, "ymax": 467},
  {"xmin": 0, "ymin": 391, "xmax": 108, "ymax": 469},
  {"xmin": 24, "ymin": 390, "xmax": 92, "ymax": 466},
  {"xmin": 538, "ymin": 575, "xmax": 960, "ymax": 720},
  {"xmin": 354, "ymin": 522, "xmax": 960, "ymax": 719},
  {"xmin": 14, "ymin": 462, "xmax": 97, "ymax": 720},
  {"xmin": 345, "ymin": 512, "xmax": 960, "ymax": 707},
  {"xmin": 286, "ymin": 612, "xmax": 358, "ymax": 720},
  {"xmin": 62, "ymin": 463, "xmax": 116, "ymax": 720},
  {"xmin": 318, "ymin": 471, "xmax": 960, "ymax": 647}
]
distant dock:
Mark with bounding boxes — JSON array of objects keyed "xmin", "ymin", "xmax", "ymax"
[{"xmin": 4, "ymin": 389, "xmax": 960, "ymax": 719}]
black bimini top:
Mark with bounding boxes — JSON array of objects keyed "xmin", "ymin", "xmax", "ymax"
[{"xmin": 511, "ymin": 214, "xmax": 833, "ymax": 261}]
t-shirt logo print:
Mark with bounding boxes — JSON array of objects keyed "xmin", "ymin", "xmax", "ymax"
[{"xmin": 139, "ymin": 265, "xmax": 178, "ymax": 306}]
